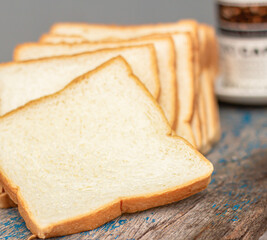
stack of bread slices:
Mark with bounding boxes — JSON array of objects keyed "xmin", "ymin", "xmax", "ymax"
[{"xmin": 0, "ymin": 20, "xmax": 217, "ymax": 239}]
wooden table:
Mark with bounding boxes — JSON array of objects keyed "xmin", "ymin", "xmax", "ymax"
[{"xmin": 0, "ymin": 103, "xmax": 267, "ymax": 240}]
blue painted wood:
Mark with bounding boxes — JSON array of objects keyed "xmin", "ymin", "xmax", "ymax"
[{"xmin": 0, "ymin": 104, "xmax": 266, "ymax": 240}]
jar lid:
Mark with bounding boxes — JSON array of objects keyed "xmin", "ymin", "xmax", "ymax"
[{"xmin": 218, "ymin": 0, "xmax": 267, "ymax": 6}]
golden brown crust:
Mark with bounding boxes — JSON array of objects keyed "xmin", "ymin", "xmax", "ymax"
[
  {"xmin": 172, "ymin": 32, "xmax": 196, "ymax": 147},
  {"xmin": 121, "ymin": 175, "xmax": 211, "ymax": 213},
  {"xmin": 175, "ymin": 21, "xmax": 202, "ymax": 150},
  {"xmin": 0, "ymin": 56, "xmax": 213, "ymax": 238},
  {"xmin": 197, "ymin": 25, "xmax": 209, "ymax": 153},
  {"xmin": 39, "ymin": 33, "xmax": 87, "ymax": 44},
  {"xmin": 203, "ymin": 24, "xmax": 219, "ymax": 80},
  {"xmin": 180, "ymin": 32, "xmax": 195, "ymax": 124},
  {"xmin": 167, "ymin": 37, "xmax": 177, "ymax": 129}
]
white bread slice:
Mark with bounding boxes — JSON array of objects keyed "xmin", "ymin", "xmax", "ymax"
[
  {"xmin": 40, "ymin": 33, "xmax": 87, "ymax": 44},
  {"xmin": 48, "ymin": 21, "xmax": 199, "ymax": 144},
  {"xmin": 197, "ymin": 25, "xmax": 210, "ymax": 154},
  {"xmin": 0, "ymin": 45, "xmax": 159, "ymax": 116},
  {"xmin": 49, "ymin": 20, "xmax": 198, "ymax": 44},
  {"xmin": 14, "ymin": 35, "xmax": 176, "ymax": 127},
  {"xmin": 0, "ymin": 57, "xmax": 213, "ymax": 238},
  {"xmin": 205, "ymin": 25, "xmax": 220, "ymax": 144},
  {"xmin": 199, "ymin": 25, "xmax": 220, "ymax": 149},
  {"xmin": 172, "ymin": 33, "xmax": 195, "ymax": 146},
  {"xmin": 205, "ymin": 25, "xmax": 219, "ymax": 81}
]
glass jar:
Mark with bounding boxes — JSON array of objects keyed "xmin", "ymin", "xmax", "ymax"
[{"xmin": 216, "ymin": 0, "xmax": 267, "ymax": 104}]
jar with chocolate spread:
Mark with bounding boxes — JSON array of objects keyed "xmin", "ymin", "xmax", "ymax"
[{"xmin": 216, "ymin": 0, "xmax": 267, "ymax": 104}]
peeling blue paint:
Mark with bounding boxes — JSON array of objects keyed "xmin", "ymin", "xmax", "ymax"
[
  {"xmin": 210, "ymin": 179, "xmax": 215, "ymax": 184},
  {"xmin": 242, "ymin": 112, "xmax": 252, "ymax": 125},
  {"xmin": 219, "ymin": 158, "xmax": 227, "ymax": 164}
]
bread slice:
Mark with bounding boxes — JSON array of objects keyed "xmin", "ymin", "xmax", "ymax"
[
  {"xmin": 204, "ymin": 24, "xmax": 220, "ymax": 146},
  {"xmin": 196, "ymin": 25, "xmax": 210, "ymax": 154},
  {"xmin": 205, "ymin": 25, "xmax": 219, "ymax": 81},
  {"xmin": 204, "ymin": 25, "xmax": 220, "ymax": 144},
  {"xmin": 48, "ymin": 21, "xmax": 199, "ymax": 145},
  {"xmin": 0, "ymin": 57, "xmax": 213, "ymax": 238},
  {"xmin": 14, "ymin": 35, "xmax": 176, "ymax": 127},
  {"xmin": 40, "ymin": 33, "xmax": 87, "ymax": 44},
  {"xmin": 0, "ymin": 45, "xmax": 159, "ymax": 116},
  {"xmin": 199, "ymin": 25, "xmax": 220, "ymax": 150}
]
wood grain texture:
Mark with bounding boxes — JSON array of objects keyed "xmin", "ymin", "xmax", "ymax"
[{"xmin": 0, "ymin": 104, "xmax": 266, "ymax": 240}]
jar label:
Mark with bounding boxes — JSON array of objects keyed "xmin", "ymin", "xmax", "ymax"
[{"xmin": 219, "ymin": 35, "xmax": 267, "ymax": 91}]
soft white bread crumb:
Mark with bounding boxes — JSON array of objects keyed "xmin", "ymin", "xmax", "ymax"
[{"xmin": 0, "ymin": 57, "xmax": 213, "ymax": 238}]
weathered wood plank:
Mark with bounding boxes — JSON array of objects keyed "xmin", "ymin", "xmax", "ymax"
[{"xmin": 0, "ymin": 104, "xmax": 266, "ymax": 240}]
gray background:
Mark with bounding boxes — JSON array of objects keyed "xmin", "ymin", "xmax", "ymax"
[{"xmin": 0, "ymin": 0, "xmax": 216, "ymax": 62}]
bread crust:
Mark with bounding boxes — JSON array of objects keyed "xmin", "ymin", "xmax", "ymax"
[
  {"xmin": 0, "ymin": 57, "xmax": 213, "ymax": 238},
  {"xmin": 172, "ymin": 32, "xmax": 196, "ymax": 147},
  {"xmin": 197, "ymin": 25, "xmax": 209, "ymax": 153},
  {"xmin": 187, "ymin": 22, "xmax": 202, "ymax": 150},
  {"xmin": 40, "ymin": 33, "xmax": 87, "ymax": 44}
]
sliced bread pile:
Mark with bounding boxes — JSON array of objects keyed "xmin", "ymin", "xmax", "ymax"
[
  {"xmin": 0, "ymin": 20, "xmax": 217, "ymax": 239},
  {"xmin": 14, "ymin": 20, "xmax": 220, "ymax": 153}
]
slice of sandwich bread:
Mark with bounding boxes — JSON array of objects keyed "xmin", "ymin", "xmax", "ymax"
[
  {"xmin": 199, "ymin": 25, "xmax": 220, "ymax": 148},
  {"xmin": 0, "ymin": 57, "xmax": 213, "ymax": 238}
]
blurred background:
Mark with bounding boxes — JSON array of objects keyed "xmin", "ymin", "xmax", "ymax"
[{"xmin": 0, "ymin": 0, "xmax": 215, "ymax": 62}]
